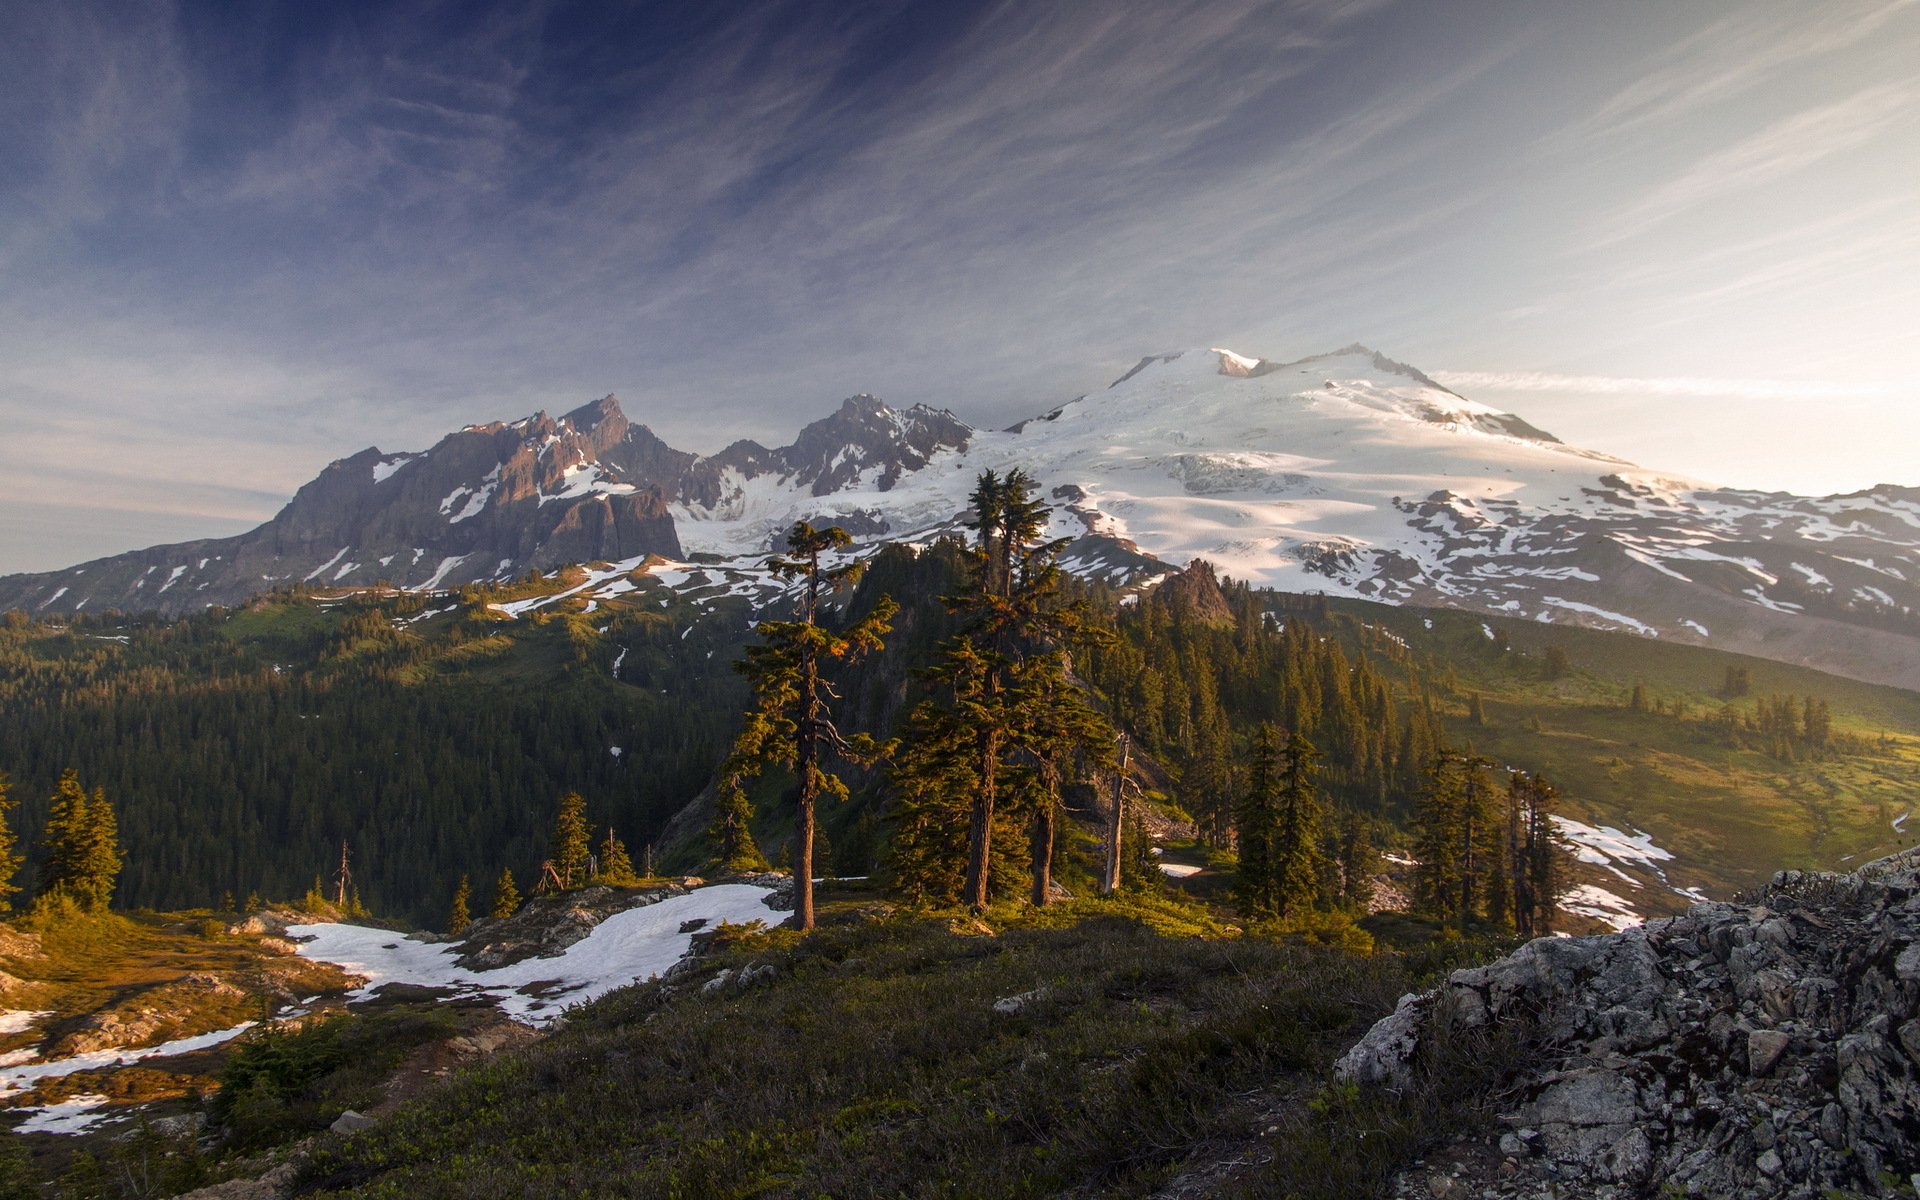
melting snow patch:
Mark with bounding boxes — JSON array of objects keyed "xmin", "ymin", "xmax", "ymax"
[
  {"xmin": 0, "ymin": 1011, "xmax": 50, "ymax": 1036},
  {"xmin": 0, "ymin": 1023, "xmax": 257, "ymax": 1098},
  {"xmin": 304, "ymin": 548, "xmax": 350, "ymax": 583},
  {"xmin": 1559, "ymin": 884, "xmax": 1640, "ymax": 932},
  {"xmin": 291, "ymin": 884, "xmax": 778, "ymax": 1024},
  {"xmin": 13, "ymin": 1094, "xmax": 113, "ymax": 1135},
  {"xmin": 1550, "ymin": 816, "xmax": 1674, "ymax": 869},
  {"xmin": 1158, "ymin": 863, "xmax": 1203, "ymax": 878},
  {"xmin": 1538, "ymin": 597, "xmax": 1655, "ymax": 636}
]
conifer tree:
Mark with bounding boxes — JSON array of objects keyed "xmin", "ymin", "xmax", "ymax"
[
  {"xmin": 1329, "ymin": 807, "xmax": 1378, "ymax": 912},
  {"xmin": 551, "ymin": 791, "xmax": 591, "ymax": 888},
  {"xmin": 41, "ymin": 769, "xmax": 91, "ymax": 903},
  {"xmin": 1233, "ymin": 726, "xmax": 1282, "ymax": 916},
  {"xmin": 1022, "ymin": 664, "xmax": 1116, "ymax": 906},
  {"xmin": 595, "ymin": 828, "xmax": 638, "ymax": 886},
  {"xmin": 448, "ymin": 874, "xmax": 471, "ymax": 936},
  {"xmin": 0, "ymin": 773, "xmax": 20, "ymax": 914},
  {"xmin": 720, "ymin": 522, "xmax": 895, "ymax": 930},
  {"xmin": 891, "ymin": 470, "xmax": 1107, "ymax": 912},
  {"xmin": 79, "ymin": 788, "xmax": 121, "ymax": 910},
  {"xmin": 707, "ymin": 788, "xmax": 768, "ymax": 873},
  {"xmin": 490, "ymin": 867, "xmax": 521, "ymax": 919},
  {"xmin": 1412, "ymin": 752, "xmax": 1497, "ymax": 926},
  {"xmin": 1510, "ymin": 772, "xmax": 1562, "ymax": 938},
  {"xmin": 41, "ymin": 771, "xmax": 120, "ymax": 910},
  {"xmin": 1269, "ymin": 732, "xmax": 1325, "ymax": 919}
]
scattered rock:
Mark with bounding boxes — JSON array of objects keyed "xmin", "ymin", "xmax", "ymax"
[
  {"xmin": 1747, "ymin": 1028, "xmax": 1790, "ymax": 1076},
  {"xmin": 329, "ymin": 1109, "xmax": 374, "ymax": 1135},
  {"xmin": 993, "ymin": 988, "xmax": 1048, "ymax": 1015}
]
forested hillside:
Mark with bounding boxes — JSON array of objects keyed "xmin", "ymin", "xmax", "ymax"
[{"xmin": 3, "ymin": 540, "xmax": 1918, "ymax": 927}]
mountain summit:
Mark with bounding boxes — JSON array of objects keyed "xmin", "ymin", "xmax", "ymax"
[{"xmin": 3, "ymin": 347, "xmax": 1916, "ymax": 688}]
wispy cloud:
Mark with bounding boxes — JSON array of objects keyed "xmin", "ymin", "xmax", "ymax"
[
  {"xmin": 1568, "ymin": 0, "xmax": 1915, "ymax": 137},
  {"xmin": 1432, "ymin": 371, "xmax": 1895, "ymax": 401},
  {"xmin": 1588, "ymin": 81, "xmax": 1920, "ymax": 247}
]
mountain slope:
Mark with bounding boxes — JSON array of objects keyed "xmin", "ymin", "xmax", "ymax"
[{"xmin": 3, "ymin": 345, "xmax": 1915, "ymax": 688}]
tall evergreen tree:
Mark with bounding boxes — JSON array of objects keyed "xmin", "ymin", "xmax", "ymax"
[
  {"xmin": 707, "ymin": 788, "xmax": 768, "ymax": 873},
  {"xmin": 41, "ymin": 770, "xmax": 120, "ymax": 910},
  {"xmin": 1233, "ymin": 726, "xmax": 1283, "ymax": 917},
  {"xmin": 41, "ymin": 769, "xmax": 91, "ymax": 903},
  {"xmin": 1510, "ymin": 771, "xmax": 1562, "ymax": 938},
  {"xmin": 892, "ymin": 470, "xmax": 1106, "ymax": 912},
  {"xmin": 0, "ymin": 773, "xmax": 19, "ymax": 913},
  {"xmin": 490, "ymin": 867, "xmax": 521, "ymax": 919},
  {"xmin": 1269, "ymin": 732, "xmax": 1325, "ymax": 919},
  {"xmin": 1412, "ymin": 752, "xmax": 1499, "ymax": 927},
  {"xmin": 720, "ymin": 522, "xmax": 895, "ymax": 930},
  {"xmin": 595, "ymin": 828, "xmax": 638, "ymax": 886},
  {"xmin": 551, "ymin": 791, "xmax": 591, "ymax": 888},
  {"xmin": 447, "ymin": 874, "xmax": 472, "ymax": 936}
]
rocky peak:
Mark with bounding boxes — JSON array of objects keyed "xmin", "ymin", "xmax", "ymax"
[{"xmin": 1147, "ymin": 558, "xmax": 1235, "ymax": 626}]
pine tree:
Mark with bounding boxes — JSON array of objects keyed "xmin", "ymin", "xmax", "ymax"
[
  {"xmin": 0, "ymin": 773, "xmax": 20, "ymax": 913},
  {"xmin": 551, "ymin": 791, "xmax": 591, "ymax": 889},
  {"xmin": 1269, "ymin": 732, "xmax": 1325, "ymax": 919},
  {"xmin": 448, "ymin": 874, "xmax": 471, "ymax": 936},
  {"xmin": 720, "ymin": 521, "xmax": 895, "ymax": 930},
  {"xmin": 41, "ymin": 770, "xmax": 119, "ymax": 910},
  {"xmin": 490, "ymin": 867, "xmax": 521, "ymax": 919},
  {"xmin": 1233, "ymin": 726, "xmax": 1282, "ymax": 917},
  {"xmin": 1511, "ymin": 772, "xmax": 1562, "ymax": 938},
  {"xmin": 41, "ymin": 769, "xmax": 91, "ymax": 903},
  {"xmin": 707, "ymin": 787, "xmax": 768, "ymax": 873},
  {"xmin": 595, "ymin": 828, "xmax": 639, "ymax": 886},
  {"xmin": 79, "ymin": 786, "xmax": 121, "ymax": 910},
  {"xmin": 1330, "ymin": 807, "xmax": 1377, "ymax": 912}
]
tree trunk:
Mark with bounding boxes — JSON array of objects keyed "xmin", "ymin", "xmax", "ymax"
[
  {"xmin": 793, "ymin": 786, "xmax": 815, "ymax": 931},
  {"xmin": 1030, "ymin": 790, "xmax": 1056, "ymax": 907},
  {"xmin": 962, "ymin": 731, "xmax": 998, "ymax": 913},
  {"xmin": 1102, "ymin": 736, "xmax": 1129, "ymax": 896}
]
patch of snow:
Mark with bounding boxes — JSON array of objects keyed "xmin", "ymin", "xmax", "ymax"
[
  {"xmin": 0, "ymin": 1023, "xmax": 257, "ymax": 1098},
  {"xmin": 13, "ymin": 1094, "xmax": 114, "ymax": 1134},
  {"xmin": 421, "ymin": 555, "xmax": 469, "ymax": 591},
  {"xmin": 291, "ymin": 883, "xmax": 778, "ymax": 1024},
  {"xmin": 1558, "ymin": 884, "xmax": 1641, "ymax": 932},
  {"xmin": 1157, "ymin": 862, "xmax": 1203, "ymax": 878},
  {"xmin": 1537, "ymin": 597, "xmax": 1657, "ymax": 636},
  {"xmin": 1550, "ymin": 816, "xmax": 1674, "ymax": 870},
  {"xmin": 304, "ymin": 547, "xmax": 351, "ymax": 583},
  {"xmin": 373, "ymin": 454, "xmax": 420, "ymax": 483},
  {"xmin": 0, "ymin": 1011, "xmax": 50, "ymax": 1036}
]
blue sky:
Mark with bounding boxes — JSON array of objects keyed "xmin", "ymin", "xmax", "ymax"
[{"xmin": 2, "ymin": 0, "xmax": 1916, "ymax": 572}]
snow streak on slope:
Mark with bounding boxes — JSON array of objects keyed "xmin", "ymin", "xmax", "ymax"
[{"xmin": 291, "ymin": 883, "xmax": 778, "ymax": 1024}]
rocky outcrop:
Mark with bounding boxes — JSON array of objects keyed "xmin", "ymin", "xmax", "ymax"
[{"xmin": 1338, "ymin": 849, "xmax": 1920, "ymax": 1198}]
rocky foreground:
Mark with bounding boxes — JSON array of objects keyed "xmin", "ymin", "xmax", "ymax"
[{"xmin": 1338, "ymin": 849, "xmax": 1920, "ymax": 1198}]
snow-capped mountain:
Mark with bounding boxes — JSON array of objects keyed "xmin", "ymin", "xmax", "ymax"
[{"xmin": 4, "ymin": 346, "xmax": 1916, "ymax": 688}]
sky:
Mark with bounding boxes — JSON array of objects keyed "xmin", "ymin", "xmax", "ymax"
[{"xmin": 2, "ymin": 0, "xmax": 1917, "ymax": 574}]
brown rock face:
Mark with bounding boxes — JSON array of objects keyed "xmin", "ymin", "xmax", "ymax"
[{"xmin": 1147, "ymin": 559, "xmax": 1235, "ymax": 626}]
